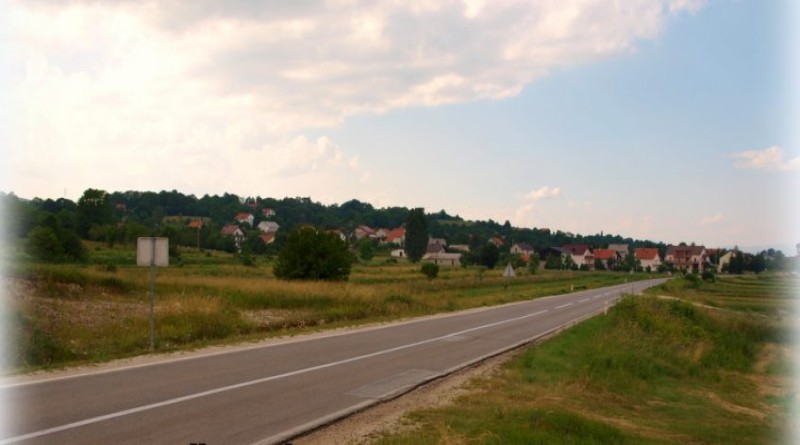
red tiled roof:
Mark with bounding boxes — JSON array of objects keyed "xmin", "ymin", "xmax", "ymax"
[
  {"xmin": 386, "ymin": 227, "xmax": 405, "ymax": 242},
  {"xmin": 234, "ymin": 212, "xmax": 252, "ymax": 220},
  {"xmin": 562, "ymin": 244, "xmax": 591, "ymax": 255},
  {"xmin": 635, "ymin": 248, "xmax": 659, "ymax": 260},
  {"xmin": 593, "ymin": 249, "xmax": 616, "ymax": 260},
  {"xmin": 260, "ymin": 233, "xmax": 276, "ymax": 244},
  {"xmin": 221, "ymin": 224, "xmax": 241, "ymax": 235}
]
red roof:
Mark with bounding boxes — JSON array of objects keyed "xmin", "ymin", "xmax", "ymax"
[
  {"xmin": 593, "ymin": 249, "xmax": 616, "ymax": 260},
  {"xmin": 221, "ymin": 224, "xmax": 242, "ymax": 235},
  {"xmin": 187, "ymin": 220, "xmax": 202, "ymax": 229},
  {"xmin": 386, "ymin": 227, "xmax": 405, "ymax": 242},
  {"xmin": 635, "ymin": 248, "xmax": 659, "ymax": 260},
  {"xmin": 234, "ymin": 212, "xmax": 252, "ymax": 221},
  {"xmin": 259, "ymin": 233, "xmax": 276, "ymax": 244},
  {"xmin": 562, "ymin": 244, "xmax": 591, "ymax": 255}
]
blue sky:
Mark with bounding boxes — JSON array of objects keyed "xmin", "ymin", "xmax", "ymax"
[{"xmin": 2, "ymin": 0, "xmax": 797, "ymax": 251}]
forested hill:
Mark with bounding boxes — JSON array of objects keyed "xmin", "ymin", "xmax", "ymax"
[{"xmin": 1, "ymin": 188, "xmax": 666, "ymax": 255}]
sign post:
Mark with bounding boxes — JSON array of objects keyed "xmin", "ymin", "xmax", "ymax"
[
  {"xmin": 137, "ymin": 237, "xmax": 169, "ymax": 351},
  {"xmin": 502, "ymin": 262, "xmax": 515, "ymax": 290}
]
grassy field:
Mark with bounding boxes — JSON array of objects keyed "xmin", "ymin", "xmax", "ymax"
[
  {"xmin": 4, "ymin": 243, "xmax": 658, "ymax": 371},
  {"xmin": 370, "ymin": 274, "xmax": 798, "ymax": 445}
]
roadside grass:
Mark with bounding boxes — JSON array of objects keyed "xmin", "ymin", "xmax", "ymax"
[
  {"xmin": 371, "ymin": 275, "xmax": 797, "ymax": 445},
  {"xmin": 5, "ymin": 244, "xmax": 659, "ymax": 371}
]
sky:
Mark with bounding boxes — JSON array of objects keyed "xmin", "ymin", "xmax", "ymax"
[{"xmin": 1, "ymin": 0, "xmax": 798, "ymax": 251}]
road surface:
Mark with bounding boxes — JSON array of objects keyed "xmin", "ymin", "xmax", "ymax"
[{"xmin": 2, "ymin": 278, "xmax": 665, "ymax": 445}]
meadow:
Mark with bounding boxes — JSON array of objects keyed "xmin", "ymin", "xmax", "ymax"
[
  {"xmin": 4, "ymin": 243, "xmax": 657, "ymax": 371},
  {"xmin": 370, "ymin": 274, "xmax": 798, "ymax": 445}
]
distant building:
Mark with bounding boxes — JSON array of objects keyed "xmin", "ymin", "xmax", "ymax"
[
  {"xmin": 423, "ymin": 252, "xmax": 462, "ymax": 267},
  {"xmin": 665, "ymin": 245, "xmax": 707, "ymax": 273},
  {"xmin": 635, "ymin": 248, "xmax": 661, "ymax": 271},
  {"xmin": 234, "ymin": 213, "xmax": 254, "ymax": 227},
  {"xmin": 257, "ymin": 221, "xmax": 280, "ymax": 233}
]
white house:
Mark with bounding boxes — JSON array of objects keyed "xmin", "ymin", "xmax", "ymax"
[
  {"xmin": 257, "ymin": 221, "xmax": 280, "ymax": 233},
  {"xmin": 635, "ymin": 248, "xmax": 661, "ymax": 271},
  {"xmin": 234, "ymin": 212, "xmax": 254, "ymax": 227},
  {"xmin": 423, "ymin": 252, "xmax": 462, "ymax": 267}
]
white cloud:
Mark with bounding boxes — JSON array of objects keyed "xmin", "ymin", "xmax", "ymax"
[
  {"xmin": 524, "ymin": 186, "xmax": 562, "ymax": 201},
  {"xmin": 6, "ymin": 0, "xmax": 708, "ymax": 199},
  {"xmin": 731, "ymin": 146, "xmax": 800, "ymax": 172}
]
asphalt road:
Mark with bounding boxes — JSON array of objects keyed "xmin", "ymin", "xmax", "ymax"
[{"xmin": 2, "ymin": 278, "xmax": 665, "ymax": 445}]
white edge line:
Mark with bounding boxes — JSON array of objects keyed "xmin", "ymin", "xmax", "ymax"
[{"xmin": 0, "ymin": 309, "xmax": 549, "ymax": 444}]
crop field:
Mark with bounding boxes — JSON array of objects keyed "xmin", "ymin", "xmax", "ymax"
[
  {"xmin": 3, "ymin": 243, "xmax": 657, "ymax": 371},
  {"xmin": 370, "ymin": 274, "xmax": 798, "ymax": 445}
]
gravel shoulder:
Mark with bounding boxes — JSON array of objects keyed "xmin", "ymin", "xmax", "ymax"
[{"xmin": 292, "ymin": 348, "xmax": 520, "ymax": 445}]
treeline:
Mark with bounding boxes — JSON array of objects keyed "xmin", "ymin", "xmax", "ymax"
[{"xmin": 0, "ymin": 188, "xmax": 743, "ymax": 264}]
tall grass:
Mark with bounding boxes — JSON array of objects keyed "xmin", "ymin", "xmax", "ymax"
[{"xmin": 6, "ymin": 248, "xmax": 660, "ymax": 370}]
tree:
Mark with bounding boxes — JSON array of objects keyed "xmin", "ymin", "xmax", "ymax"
[
  {"xmin": 357, "ymin": 238, "xmax": 375, "ymax": 262},
  {"xmin": 405, "ymin": 208, "xmax": 428, "ymax": 263},
  {"xmin": 273, "ymin": 226, "xmax": 354, "ymax": 281},
  {"xmin": 528, "ymin": 252, "xmax": 540, "ymax": 274},
  {"xmin": 77, "ymin": 188, "xmax": 114, "ymax": 238},
  {"xmin": 479, "ymin": 243, "xmax": 500, "ymax": 269}
]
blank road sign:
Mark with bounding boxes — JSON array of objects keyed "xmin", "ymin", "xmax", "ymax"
[{"xmin": 137, "ymin": 237, "xmax": 170, "ymax": 267}]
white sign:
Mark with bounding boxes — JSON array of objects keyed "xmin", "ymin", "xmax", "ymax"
[
  {"xmin": 137, "ymin": 237, "xmax": 169, "ymax": 267},
  {"xmin": 503, "ymin": 262, "xmax": 516, "ymax": 278}
]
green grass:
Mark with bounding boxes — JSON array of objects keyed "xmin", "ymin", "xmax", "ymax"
[
  {"xmin": 5, "ymin": 243, "xmax": 660, "ymax": 371},
  {"xmin": 372, "ymin": 275, "xmax": 796, "ymax": 445}
]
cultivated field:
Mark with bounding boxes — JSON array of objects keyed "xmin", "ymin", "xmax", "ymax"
[{"xmin": 4, "ymin": 243, "xmax": 657, "ymax": 371}]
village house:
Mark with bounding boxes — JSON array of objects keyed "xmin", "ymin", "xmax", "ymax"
[
  {"xmin": 257, "ymin": 221, "xmax": 280, "ymax": 233},
  {"xmin": 592, "ymin": 249, "xmax": 619, "ymax": 269},
  {"xmin": 489, "ymin": 237, "xmax": 505, "ymax": 247},
  {"xmin": 449, "ymin": 244, "xmax": 470, "ymax": 253},
  {"xmin": 665, "ymin": 245, "xmax": 708, "ymax": 273},
  {"xmin": 259, "ymin": 232, "xmax": 276, "ymax": 245},
  {"xmin": 510, "ymin": 242, "xmax": 535, "ymax": 256},
  {"xmin": 608, "ymin": 244, "xmax": 629, "ymax": 257},
  {"xmin": 635, "ymin": 248, "xmax": 662, "ymax": 271},
  {"xmin": 561, "ymin": 244, "xmax": 594, "ymax": 269},
  {"xmin": 354, "ymin": 225, "xmax": 376, "ymax": 240},
  {"xmin": 717, "ymin": 251, "xmax": 735, "ymax": 273},
  {"xmin": 373, "ymin": 228, "xmax": 389, "ymax": 242},
  {"xmin": 425, "ymin": 243, "xmax": 446, "ymax": 255},
  {"xmin": 423, "ymin": 252, "xmax": 462, "ymax": 267},
  {"xmin": 261, "ymin": 208, "xmax": 276, "ymax": 218},
  {"xmin": 234, "ymin": 212, "xmax": 254, "ymax": 227},
  {"xmin": 221, "ymin": 224, "xmax": 245, "ymax": 249},
  {"xmin": 384, "ymin": 227, "xmax": 406, "ymax": 246}
]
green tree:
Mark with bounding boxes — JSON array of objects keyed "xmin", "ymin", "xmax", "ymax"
[
  {"xmin": 273, "ymin": 226, "xmax": 354, "ymax": 281},
  {"xmin": 77, "ymin": 188, "xmax": 114, "ymax": 238},
  {"xmin": 527, "ymin": 252, "xmax": 540, "ymax": 274},
  {"xmin": 27, "ymin": 226, "xmax": 64, "ymax": 261},
  {"xmin": 479, "ymin": 243, "xmax": 500, "ymax": 269},
  {"xmin": 357, "ymin": 238, "xmax": 375, "ymax": 262},
  {"xmin": 405, "ymin": 208, "xmax": 428, "ymax": 263}
]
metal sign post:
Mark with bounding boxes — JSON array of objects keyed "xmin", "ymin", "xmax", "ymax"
[{"xmin": 137, "ymin": 237, "xmax": 169, "ymax": 351}]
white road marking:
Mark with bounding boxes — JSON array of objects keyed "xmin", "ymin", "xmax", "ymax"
[
  {"xmin": 1, "ymin": 309, "xmax": 549, "ymax": 444},
  {"xmin": 555, "ymin": 303, "xmax": 572, "ymax": 309},
  {"xmin": 579, "ymin": 298, "xmax": 589, "ymax": 303}
]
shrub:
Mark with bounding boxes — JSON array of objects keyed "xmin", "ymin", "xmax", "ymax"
[{"xmin": 421, "ymin": 262, "xmax": 440, "ymax": 280}]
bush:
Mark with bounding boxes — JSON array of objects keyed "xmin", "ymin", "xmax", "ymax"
[
  {"xmin": 421, "ymin": 262, "xmax": 440, "ymax": 280},
  {"xmin": 701, "ymin": 269, "xmax": 716, "ymax": 282},
  {"xmin": 273, "ymin": 227, "xmax": 354, "ymax": 281}
]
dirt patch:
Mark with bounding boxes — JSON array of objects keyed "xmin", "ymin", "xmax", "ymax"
[{"xmin": 292, "ymin": 350, "xmax": 519, "ymax": 445}]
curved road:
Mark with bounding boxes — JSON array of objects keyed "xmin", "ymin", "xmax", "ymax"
[{"xmin": 2, "ymin": 278, "xmax": 665, "ymax": 445}]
